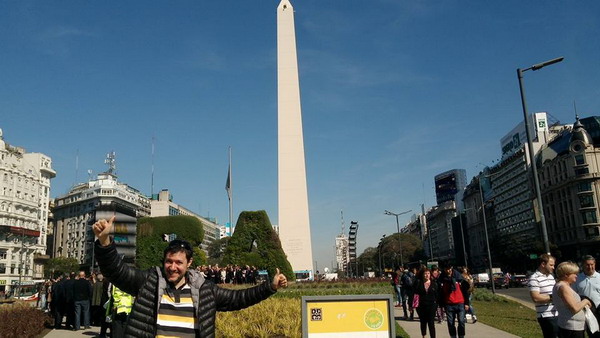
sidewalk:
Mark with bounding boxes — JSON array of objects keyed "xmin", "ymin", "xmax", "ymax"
[
  {"xmin": 43, "ymin": 325, "xmax": 101, "ymax": 337},
  {"xmin": 394, "ymin": 307, "xmax": 519, "ymax": 337}
]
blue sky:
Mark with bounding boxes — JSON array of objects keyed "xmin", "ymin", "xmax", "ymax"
[{"xmin": 2, "ymin": 1, "xmax": 599, "ymax": 271}]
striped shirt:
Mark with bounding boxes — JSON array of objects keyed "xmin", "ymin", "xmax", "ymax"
[
  {"xmin": 156, "ymin": 283, "xmax": 197, "ymax": 337},
  {"xmin": 528, "ymin": 270, "xmax": 558, "ymax": 318}
]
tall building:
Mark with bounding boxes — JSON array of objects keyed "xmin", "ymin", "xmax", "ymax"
[
  {"xmin": 435, "ymin": 169, "xmax": 467, "ymax": 208},
  {"xmin": 426, "ymin": 200, "xmax": 457, "ymax": 261},
  {"xmin": 0, "ymin": 129, "xmax": 55, "ymax": 293},
  {"xmin": 52, "ymin": 153, "xmax": 150, "ymax": 269},
  {"xmin": 538, "ymin": 116, "xmax": 600, "ymax": 258},
  {"xmin": 335, "ymin": 233, "xmax": 348, "ymax": 273},
  {"xmin": 277, "ymin": 0, "xmax": 314, "ymax": 277},
  {"xmin": 150, "ymin": 189, "xmax": 220, "ymax": 251}
]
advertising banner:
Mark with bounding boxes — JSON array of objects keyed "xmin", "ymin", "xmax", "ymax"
[{"xmin": 302, "ymin": 295, "xmax": 394, "ymax": 337}]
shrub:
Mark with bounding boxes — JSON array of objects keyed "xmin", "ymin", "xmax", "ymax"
[{"xmin": 0, "ymin": 301, "xmax": 51, "ymax": 337}]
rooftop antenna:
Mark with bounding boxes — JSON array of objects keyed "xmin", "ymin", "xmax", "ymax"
[
  {"xmin": 75, "ymin": 149, "xmax": 79, "ymax": 186},
  {"xmin": 151, "ymin": 136, "xmax": 155, "ymax": 198},
  {"xmin": 105, "ymin": 151, "xmax": 116, "ymax": 175},
  {"xmin": 340, "ymin": 210, "xmax": 345, "ymax": 236},
  {"xmin": 573, "ymin": 100, "xmax": 578, "ymax": 118}
]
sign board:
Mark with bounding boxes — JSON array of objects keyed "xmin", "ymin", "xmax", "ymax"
[
  {"xmin": 530, "ymin": 254, "xmax": 538, "ymax": 259},
  {"xmin": 302, "ymin": 294, "xmax": 395, "ymax": 337}
]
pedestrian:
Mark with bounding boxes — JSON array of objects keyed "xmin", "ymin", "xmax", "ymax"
[
  {"xmin": 110, "ymin": 284, "xmax": 134, "ymax": 338},
  {"xmin": 401, "ymin": 266, "xmax": 416, "ymax": 320},
  {"xmin": 553, "ymin": 261, "xmax": 591, "ymax": 338},
  {"xmin": 91, "ymin": 273, "xmax": 106, "ymax": 326},
  {"xmin": 73, "ymin": 270, "xmax": 92, "ymax": 330},
  {"xmin": 414, "ymin": 267, "xmax": 439, "ymax": 338},
  {"xmin": 439, "ymin": 263, "xmax": 470, "ymax": 338},
  {"xmin": 431, "ymin": 266, "xmax": 445, "ymax": 323},
  {"xmin": 52, "ymin": 275, "xmax": 67, "ymax": 329},
  {"xmin": 573, "ymin": 255, "xmax": 600, "ymax": 338},
  {"xmin": 392, "ymin": 267, "xmax": 402, "ymax": 307},
  {"xmin": 93, "ymin": 216, "xmax": 287, "ymax": 337},
  {"xmin": 460, "ymin": 267, "xmax": 477, "ymax": 323},
  {"xmin": 64, "ymin": 272, "xmax": 76, "ymax": 329},
  {"xmin": 529, "ymin": 254, "xmax": 559, "ymax": 338}
]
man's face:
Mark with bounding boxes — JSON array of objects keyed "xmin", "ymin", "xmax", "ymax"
[
  {"xmin": 164, "ymin": 251, "xmax": 192, "ymax": 284},
  {"xmin": 445, "ymin": 267, "xmax": 453, "ymax": 276},
  {"xmin": 541, "ymin": 258, "xmax": 555, "ymax": 275},
  {"xmin": 583, "ymin": 259, "xmax": 596, "ymax": 276}
]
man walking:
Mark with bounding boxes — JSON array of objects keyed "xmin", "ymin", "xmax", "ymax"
[
  {"xmin": 574, "ymin": 255, "xmax": 600, "ymax": 338},
  {"xmin": 93, "ymin": 216, "xmax": 287, "ymax": 337},
  {"xmin": 439, "ymin": 263, "xmax": 470, "ymax": 338},
  {"xmin": 529, "ymin": 254, "xmax": 558, "ymax": 338}
]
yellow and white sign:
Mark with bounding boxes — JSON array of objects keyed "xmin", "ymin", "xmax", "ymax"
[{"xmin": 302, "ymin": 295, "xmax": 394, "ymax": 338}]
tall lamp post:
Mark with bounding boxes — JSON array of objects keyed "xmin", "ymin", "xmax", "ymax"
[
  {"xmin": 478, "ymin": 175, "xmax": 496, "ymax": 294},
  {"xmin": 457, "ymin": 210, "xmax": 469, "ymax": 268},
  {"xmin": 517, "ymin": 57, "xmax": 564, "ymax": 255},
  {"xmin": 378, "ymin": 235, "xmax": 386, "ymax": 277},
  {"xmin": 384, "ymin": 209, "xmax": 412, "ymax": 267}
]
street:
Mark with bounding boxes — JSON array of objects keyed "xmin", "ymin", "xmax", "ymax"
[{"xmin": 487, "ymin": 286, "xmax": 535, "ymax": 309}]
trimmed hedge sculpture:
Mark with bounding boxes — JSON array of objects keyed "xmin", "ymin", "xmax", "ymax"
[
  {"xmin": 223, "ymin": 210, "xmax": 294, "ymax": 281},
  {"xmin": 136, "ymin": 215, "xmax": 205, "ymax": 269}
]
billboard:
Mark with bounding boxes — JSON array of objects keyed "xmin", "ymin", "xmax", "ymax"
[
  {"xmin": 501, "ymin": 112, "xmax": 547, "ymax": 159},
  {"xmin": 302, "ymin": 295, "xmax": 395, "ymax": 337}
]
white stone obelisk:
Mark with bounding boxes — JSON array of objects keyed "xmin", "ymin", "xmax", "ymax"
[{"xmin": 277, "ymin": 0, "xmax": 314, "ymax": 276}]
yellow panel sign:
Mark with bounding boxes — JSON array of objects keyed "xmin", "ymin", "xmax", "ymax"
[{"xmin": 302, "ymin": 295, "xmax": 394, "ymax": 338}]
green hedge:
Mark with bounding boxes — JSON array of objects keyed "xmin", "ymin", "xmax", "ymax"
[{"xmin": 223, "ymin": 211, "xmax": 294, "ymax": 280}]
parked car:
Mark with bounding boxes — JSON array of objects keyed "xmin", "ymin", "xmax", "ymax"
[
  {"xmin": 474, "ymin": 273, "xmax": 490, "ymax": 288},
  {"xmin": 510, "ymin": 274, "xmax": 528, "ymax": 288},
  {"xmin": 491, "ymin": 272, "xmax": 509, "ymax": 289}
]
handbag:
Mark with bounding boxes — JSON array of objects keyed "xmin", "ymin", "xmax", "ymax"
[
  {"xmin": 585, "ymin": 306, "xmax": 599, "ymax": 333},
  {"xmin": 412, "ymin": 294, "xmax": 420, "ymax": 309}
]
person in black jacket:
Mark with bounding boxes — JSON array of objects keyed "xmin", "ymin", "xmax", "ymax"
[
  {"xmin": 93, "ymin": 216, "xmax": 287, "ymax": 338},
  {"xmin": 439, "ymin": 263, "xmax": 471, "ymax": 338},
  {"xmin": 73, "ymin": 271, "xmax": 93, "ymax": 330},
  {"xmin": 414, "ymin": 267, "xmax": 440, "ymax": 338}
]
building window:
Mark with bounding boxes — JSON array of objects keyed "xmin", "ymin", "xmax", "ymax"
[
  {"xmin": 579, "ymin": 194, "xmax": 595, "ymax": 208},
  {"xmin": 578, "ymin": 182, "xmax": 592, "ymax": 192},
  {"xmin": 575, "ymin": 154, "xmax": 585, "ymax": 165},
  {"xmin": 575, "ymin": 168, "xmax": 590, "ymax": 176},
  {"xmin": 0, "ymin": 250, "xmax": 6, "ymax": 260},
  {"xmin": 581, "ymin": 210, "xmax": 598, "ymax": 224}
]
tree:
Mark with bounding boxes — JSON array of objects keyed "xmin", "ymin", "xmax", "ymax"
[
  {"xmin": 207, "ymin": 237, "xmax": 230, "ymax": 265},
  {"xmin": 44, "ymin": 257, "xmax": 80, "ymax": 278},
  {"xmin": 222, "ymin": 210, "xmax": 294, "ymax": 280},
  {"xmin": 381, "ymin": 233, "xmax": 423, "ymax": 268},
  {"xmin": 357, "ymin": 247, "xmax": 378, "ymax": 274},
  {"xmin": 136, "ymin": 215, "xmax": 205, "ymax": 270}
]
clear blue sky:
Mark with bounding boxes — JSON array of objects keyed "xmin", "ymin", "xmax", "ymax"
[{"xmin": 2, "ymin": 1, "xmax": 599, "ymax": 271}]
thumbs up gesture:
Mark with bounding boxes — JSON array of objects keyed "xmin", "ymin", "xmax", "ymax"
[
  {"xmin": 93, "ymin": 215, "xmax": 115, "ymax": 247},
  {"xmin": 272, "ymin": 268, "xmax": 288, "ymax": 290}
]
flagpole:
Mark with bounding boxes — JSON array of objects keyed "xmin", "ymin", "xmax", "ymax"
[{"xmin": 228, "ymin": 146, "xmax": 233, "ymax": 234}]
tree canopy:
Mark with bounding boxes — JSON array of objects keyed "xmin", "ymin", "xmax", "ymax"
[{"xmin": 44, "ymin": 257, "xmax": 80, "ymax": 278}]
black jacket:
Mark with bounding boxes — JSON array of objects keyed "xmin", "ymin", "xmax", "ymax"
[
  {"xmin": 95, "ymin": 240, "xmax": 277, "ymax": 337},
  {"xmin": 73, "ymin": 278, "xmax": 92, "ymax": 302},
  {"xmin": 414, "ymin": 279, "xmax": 439, "ymax": 309}
]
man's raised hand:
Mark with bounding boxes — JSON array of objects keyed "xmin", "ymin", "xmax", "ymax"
[
  {"xmin": 93, "ymin": 215, "xmax": 115, "ymax": 247},
  {"xmin": 272, "ymin": 268, "xmax": 288, "ymax": 290}
]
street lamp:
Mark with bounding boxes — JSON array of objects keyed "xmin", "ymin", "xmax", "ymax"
[
  {"xmin": 517, "ymin": 56, "xmax": 564, "ymax": 255},
  {"xmin": 478, "ymin": 175, "xmax": 496, "ymax": 294},
  {"xmin": 457, "ymin": 210, "xmax": 469, "ymax": 268},
  {"xmin": 378, "ymin": 235, "xmax": 386, "ymax": 277},
  {"xmin": 384, "ymin": 209, "xmax": 412, "ymax": 267}
]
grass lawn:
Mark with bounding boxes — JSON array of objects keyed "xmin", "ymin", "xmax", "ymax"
[{"xmin": 473, "ymin": 289, "xmax": 542, "ymax": 338}]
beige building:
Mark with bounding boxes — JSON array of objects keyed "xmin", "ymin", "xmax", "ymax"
[
  {"xmin": 52, "ymin": 161, "xmax": 150, "ymax": 269},
  {"xmin": 0, "ymin": 129, "xmax": 55, "ymax": 293},
  {"xmin": 150, "ymin": 189, "xmax": 219, "ymax": 251},
  {"xmin": 538, "ymin": 117, "xmax": 600, "ymax": 258}
]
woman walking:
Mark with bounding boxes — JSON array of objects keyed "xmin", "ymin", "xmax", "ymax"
[
  {"xmin": 414, "ymin": 267, "xmax": 440, "ymax": 338},
  {"xmin": 552, "ymin": 261, "xmax": 592, "ymax": 338},
  {"xmin": 461, "ymin": 267, "xmax": 478, "ymax": 323}
]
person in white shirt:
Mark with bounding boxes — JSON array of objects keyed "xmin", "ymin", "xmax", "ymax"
[{"xmin": 529, "ymin": 254, "xmax": 559, "ymax": 338}]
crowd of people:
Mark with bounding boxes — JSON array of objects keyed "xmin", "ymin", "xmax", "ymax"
[
  {"xmin": 195, "ymin": 264, "xmax": 263, "ymax": 285},
  {"xmin": 392, "ymin": 263, "xmax": 475, "ymax": 338}
]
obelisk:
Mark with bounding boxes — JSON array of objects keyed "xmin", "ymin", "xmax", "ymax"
[{"xmin": 277, "ymin": 0, "xmax": 314, "ymax": 277}]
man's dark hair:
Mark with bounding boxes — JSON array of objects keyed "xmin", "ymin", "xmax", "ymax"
[{"xmin": 163, "ymin": 239, "xmax": 193, "ymax": 261}]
